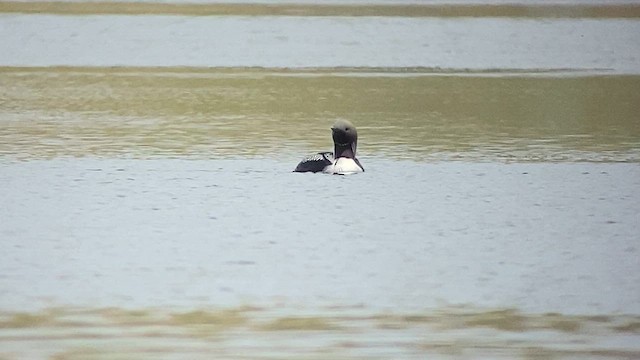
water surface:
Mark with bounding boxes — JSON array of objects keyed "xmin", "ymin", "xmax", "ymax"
[
  {"xmin": 1, "ymin": 3, "xmax": 639, "ymax": 359},
  {"xmin": 2, "ymin": 15, "xmax": 639, "ymax": 72},
  {"xmin": 1, "ymin": 157, "xmax": 639, "ymax": 359},
  {"xmin": 1, "ymin": 67, "xmax": 639, "ymax": 161}
]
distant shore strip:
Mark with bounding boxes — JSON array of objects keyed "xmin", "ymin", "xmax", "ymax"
[
  {"xmin": 1, "ymin": 2, "xmax": 640, "ymax": 18},
  {"xmin": 0, "ymin": 66, "xmax": 626, "ymax": 77}
]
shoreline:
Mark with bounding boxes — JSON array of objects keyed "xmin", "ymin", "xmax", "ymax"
[{"xmin": 1, "ymin": 1, "xmax": 640, "ymax": 18}]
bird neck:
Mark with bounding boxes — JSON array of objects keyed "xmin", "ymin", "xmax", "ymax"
[{"xmin": 334, "ymin": 142, "xmax": 356, "ymax": 159}]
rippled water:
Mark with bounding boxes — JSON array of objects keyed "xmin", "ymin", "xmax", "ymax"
[
  {"xmin": 1, "ymin": 2, "xmax": 640, "ymax": 359},
  {"xmin": 1, "ymin": 67, "xmax": 639, "ymax": 161},
  {"xmin": 2, "ymin": 157, "xmax": 639, "ymax": 358},
  {"xmin": 2, "ymin": 158, "xmax": 639, "ymax": 310}
]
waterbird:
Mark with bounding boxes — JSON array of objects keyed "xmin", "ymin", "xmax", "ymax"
[{"xmin": 294, "ymin": 119, "xmax": 364, "ymax": 175}]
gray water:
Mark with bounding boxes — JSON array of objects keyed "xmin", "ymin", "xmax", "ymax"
[
  {"xmin": 1, "ymin": 2, "xmax": 640, "ymax": 359},
  {"xmin": 2, "ymin": 158, "xmax": 639, "ymax": 314},
  {"xmin": 1, "ymin": 15, "xmax": 639, "ymax": 72},
  {"xmin": 1, "ymin": 157, "xmax": 639, "ymax": 359}
]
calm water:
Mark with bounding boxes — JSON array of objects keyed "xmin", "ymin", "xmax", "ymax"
[
  {"xmin": 1, "ymin": 2, "xmax": 640, "ymax": 359},
  {"xmin": 2, "ymin": 15, "xmax": 640, "ymax": 71}
]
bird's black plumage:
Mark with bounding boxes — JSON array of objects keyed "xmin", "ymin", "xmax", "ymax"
[{"xmin": 293, "ymin": 152, "xmax": 333, "ymax": 173}]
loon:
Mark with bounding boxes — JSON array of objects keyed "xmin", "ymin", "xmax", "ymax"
[{"xmin": 294, "ymin": 119, "xmax": 364, "ymax": 175}]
